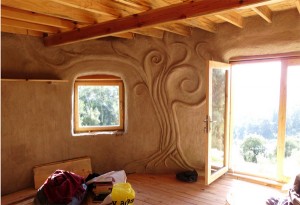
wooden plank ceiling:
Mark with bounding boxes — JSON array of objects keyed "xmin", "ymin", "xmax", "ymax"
[{"xmin": 1, "ymin": 0, "xmax": 300, "ymax": 46}]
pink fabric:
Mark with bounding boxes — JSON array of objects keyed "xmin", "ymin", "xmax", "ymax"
[{"xmin": 43, "ymin": 170, "xmax": 85, "ymax": 204}]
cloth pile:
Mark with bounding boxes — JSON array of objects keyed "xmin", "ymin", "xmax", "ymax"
[
  {"xmin": 34, "ymin": 170, "xmax": 87, "ymax": 205},
  {"xmin": 34, "ymin": 169, "xmax": 134, "ymax": 205}
]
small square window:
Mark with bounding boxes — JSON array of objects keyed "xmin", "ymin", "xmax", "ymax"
[{"xmin": 74, "ymin": 75, "xmax": 124, "ymax": 133}]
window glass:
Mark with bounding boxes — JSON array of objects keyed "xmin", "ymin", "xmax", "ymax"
[
  {"xmin": 231, "ymin": 61, "xmax": 281, "ymax": 178},
  {"xmin": 284, "ymin": 65, "xmax": 300, "ymax": 178}
]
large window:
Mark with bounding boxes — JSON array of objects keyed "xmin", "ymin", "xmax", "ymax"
[
  {"xmin": 74, "ymin": 75, "xmax": 124, "ymax": 133},
  {"xmin": 230, "ymin": 57, "xmax": 300, "ymax": 182}
]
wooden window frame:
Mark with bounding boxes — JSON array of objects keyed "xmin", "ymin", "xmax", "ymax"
[{"xmin": 74, "ymin": 75, "xmax": 124, "ymax": 133}]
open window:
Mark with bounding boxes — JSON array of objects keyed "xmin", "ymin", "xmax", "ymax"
[
  {"xmin": 74, "ymin": 75, "xmax": 124, "ymax": 134},
  {"xmin": 205, "ymin": 61, "xmax": 231, "ymax": 185}
]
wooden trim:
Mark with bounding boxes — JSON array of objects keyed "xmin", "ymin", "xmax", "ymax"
[
  {"xmin": 33, "ymin": 157, "xmax": 92, "ymax": 189},
  {"xmin": 296, "ymin": 0, "xmax": 300, "ymax": 14},
  {"xmin": 1, "ymin": 0, "xmax": 98, "ymax": 23},
  {"xmin": 133, "ymin": 28, "xmax": 164, "ymax": 38},
  {"xmin": 227, "ymin": 172, "xmax": 284, "ymax": 189},
  {"xmin": 205, "ymin": 60, "xmax": 231, "ymax": 185},
  {"xmin": 224, "ymin": 70, "xmax": 231, "ymax": 168},
  {"xmin": 1, "ymin": 25, "xmax": 44, "ymax": 37},
  {"xmin": 208, "ymin": 167, "xmax": 229, "ymax": 184},
  {"xmin": 1, "ymin": 79, "xmax": 68, "ymax": 83},
  {"xmin": 112, "ymin": 32, "xmax": 135, "ymax": 39},
  {"xmin": 44, "ymin": 0, "xmax": 271, "ymax": 46},
  {"xmin": 114, "ymin": 0, "xmax": 150, "ymax": 11},
  {"xmin": 184, "ymin": 17, "xmax": 217, "ymax": 33},
  {"xmin": 216, "ymin": 11, "xmax": 244, "ymax": 28},
  {"xmin": 287, "ymin": 58, "xmax": 300, "ymax": 65},
  {"xmin": 1, "ymin": 188, "xmax": 36, "ymax": 205},
  {"xmin": 205, "ymin": 62, "xmax": 211, "ymax": 185},
  {"xmin": 277, "ymin": 61, "xmax": 288, "ymax": 181},
  {"xmin": 74, "ymin": 79, "xmax": 124, "ymax": 133},
  {"xmin": 230, "ymin": 52, "xmax": 300, "ymax": 63},
  {"xmin": 76, "ymin": 75, "xmax": 122, "ymax": 81},
  {"xmin": 1, "ymin": 6, "xmax": 75, "ymax": 29},
  {"xmin": 252, "ymin": 5, "xmax": 272, "ymax": 23},
  {"xmin": 2, "ymin": 17, "xmax": 60, "ymax": 34},
  {"xmin": 47, "ymin": 0, "xmax": 120, "ymax": 18},
  {"xmin": 155, "ymin": 23, "xmax": 191, "ymax": 36}
]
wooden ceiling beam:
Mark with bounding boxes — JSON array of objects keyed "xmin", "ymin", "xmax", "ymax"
[
  {"xmin": 113, "ymin": 0, "xmax": 151, "ymax": 12},
  {"xmin": 296, "ymin": 0, "xmax": 300, "ymax": 14},
  {"xmin": 235, "ymin": 0, "xmax": 285, "ymax": 9},
  {"xmin": 1, "ymin": 6, "xmax": 76, "ymax": 29},
  {"xmin": 252, "ymin": 5, "xmax": 272, "ymax": 22},
  {"xmin": 216, "ymin": 11, "xmax": 244, "ymax": 28},
  {"xmin": 132, "ymin": 28, "xmax": 164, "ymax": 38},
  {"xmin": 155, "ymin": 23, "xmax": 191, "ymax": 36},
  {"xmin": 2, "ymin": 18, "xmax": 60, "ymax": 33},
  {"xmin": 44, "ymin": 0, "xmax": 272, "ymax": 46},
  {"xmin": 47, "ymin": 0, "xmax": 120, "ymax": 18},
  {"xmin": 1, "ymin": 0, "xmax": 98, "ymax": 23},
  {"xmin": 1, "ymin": 25, "xmax": 44, "ymax": 37},
  {"xmin": 184, "ymin": 17, "xmax": 217, "ymax": 33}
]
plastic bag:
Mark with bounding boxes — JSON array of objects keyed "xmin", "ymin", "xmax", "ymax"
[{"xmin": 111, "ymin": 183, "xmax": 135, "ymax": 205}]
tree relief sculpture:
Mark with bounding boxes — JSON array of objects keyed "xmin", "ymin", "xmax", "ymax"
[{"xmin": 112, "ymin": 39, "xmax": 206, "ymax": 172}]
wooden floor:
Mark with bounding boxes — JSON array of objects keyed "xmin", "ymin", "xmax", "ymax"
[
  {"xmin": 127, "ymin": 174, "xmax": 286, "ymax": 205},
  {"xmin": 2, "ymin": 174, "xmax": 287, "ymax": 205}
]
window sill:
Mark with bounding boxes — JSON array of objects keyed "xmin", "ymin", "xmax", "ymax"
[
  {"xmin": 72, "ymin": 130, "xmax": 125, "ymax": 137},
  {"xmin": 227, "ymin": 171, "xmax": 288, "ymax": 191}
]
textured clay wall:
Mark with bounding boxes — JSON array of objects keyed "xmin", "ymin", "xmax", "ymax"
[
  {"xmin": 1, "ymin": 9, "xmax": 300, "ymax": 194},
  {"xmin": 1, "ymin": 30, "xmax": 212, "ymax": 194}
]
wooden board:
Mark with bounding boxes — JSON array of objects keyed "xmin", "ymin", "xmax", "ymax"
[
  {"xmin": 33, "ymin": 156, "xmax": 92, "ymax": 189},
  {"xmin": 1, "ymin": 188, "xmax": 36, "ymax": 205}
]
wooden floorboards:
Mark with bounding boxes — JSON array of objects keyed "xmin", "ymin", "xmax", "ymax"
[
  {"xmin": 2, "ymin": 173, "xmax": 286, "ymax": 205},
  {"xmin": 127, "ymin": 174, "xmax": 286, "ymax": 205}
]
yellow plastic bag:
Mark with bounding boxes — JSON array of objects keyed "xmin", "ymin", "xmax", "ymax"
[{"xmin": 111, "ymin": 183, "xmax": 135, "ymax": 205}]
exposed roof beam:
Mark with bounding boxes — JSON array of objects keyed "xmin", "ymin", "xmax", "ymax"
[
  {"xmin": 1, "ymin": 0, "xmax": 98, "ymax": 23},
  {"xmin": 236, "ymin": 0, "xmax": 285, "ymax": 9},
  {"xmin": 184, "ymin": 17, "xmax": 217, "ymax": 33},
  {"xmin": 113, "ymin": 0, "xmax": 151, "ymax": 12},
  {"xmin": 44, "ymin": 0, "xmax": 272, "ymax": 46},
  {"xmin": 47, "ymin": 0, "xmax": 120, "ymax": 18},
  {"xmin": 296, "ymin": 0, "xmax": 300, "ymax": 14},
  {"xmin": 2, "ymin": 18, "xmax": 60, "ymax": 33},
  {"xmin": 1, "ymin": 6, "xmax": 75, "ymax": 29},
  {"xmin": 133, "ymin": 28, "xmax": 164, "ymax": 38},
  {"xmin": 216, "ymin": 11, "xmax": 244, "ymax": 28},
  {"xmin": 1, "ymin": 25, "xmax": 44, "ymax": 37},
  {"xmin": 150, "ymin": 0, "xmax": 171, "ymax": 8},
  {"xmin": 155, "ymin": 23, "xmax": 191, "ymax": 36},
  {"xmin": 252, "ymin": 5, "xmax": 272, "ymax": 22}
]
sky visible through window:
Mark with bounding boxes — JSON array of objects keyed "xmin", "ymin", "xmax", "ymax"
[{"xmin": 233, "ymin": 61, "xmax": 281, "ymax": 124}]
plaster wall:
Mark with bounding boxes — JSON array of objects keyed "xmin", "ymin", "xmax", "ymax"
[{"xmin": 1, "ymin": 9, "xmax": 300, "ymax": 194}]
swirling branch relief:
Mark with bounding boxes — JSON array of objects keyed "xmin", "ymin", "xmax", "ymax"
[{"xmin": 122, "ymin": 41, "xmax": 207, "ymax": 172}]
